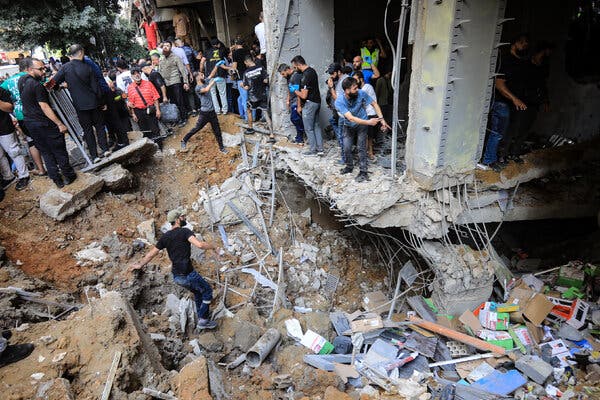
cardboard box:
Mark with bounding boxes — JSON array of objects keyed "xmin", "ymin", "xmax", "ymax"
[
  {"xmin": 478, "ymin": 329, "xmax": 513, "ymax": 350},
  {"xmin": 350, "ymin": 316, "xmax": 383, "ymax": 333},
  {"xmin": 479, "ymin": 310, "xmax": 510, "ymax": 331},
  {"xmin": 459, "ymin": 310, "xmax": 483, "ymax": 336},
  {"xmin": 508, "ymin": 285, "xmax": 554, "ymax": 326}
]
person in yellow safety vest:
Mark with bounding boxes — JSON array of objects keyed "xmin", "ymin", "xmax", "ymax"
[
  {"xmin": 360, "ymin": 38, "xmax": 387, "ymax": 68},
  {"xmin": 358, "ymin": 38, "xmax": 386, "ymax": 85}
]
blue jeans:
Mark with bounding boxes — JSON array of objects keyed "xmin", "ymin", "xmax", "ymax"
[
  {"xmin": 290, "ymin": 103, "xmax": 305, "ymax": 142},
  {"xmin": 302, "ymin": 100, "xmax": 323, "ymax": 152},
  {"xmin": 343, "ymin": 123, "xmax": 368, "ymax": 172},
  {"xmin": 483, "ymin": 101, "xmax": 510, "ymax": 164},
  {"xmin": 236, "ymin": 81, "xmax": 255, "ymax": 121},
  {"xmin": 173, "ymin": 270, "xmax": 213, "ymax": 320}
]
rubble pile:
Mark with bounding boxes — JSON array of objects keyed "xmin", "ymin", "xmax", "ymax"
[{"xmin": 1, "ymin": 123, "xmax": 599, "ymax": 399}]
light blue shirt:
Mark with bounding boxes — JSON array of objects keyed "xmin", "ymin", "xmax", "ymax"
[{"xmin": 334, "ymin": 89, "xmax": 373, "ymax": 128}]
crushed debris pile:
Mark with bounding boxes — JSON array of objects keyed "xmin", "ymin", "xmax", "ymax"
[{"xmin": 0, "ymin": 116, "xmax": 599, "ymax": 399}]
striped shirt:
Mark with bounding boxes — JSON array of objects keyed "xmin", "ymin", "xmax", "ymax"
[{"xmin": 127, "ymin": 79, "xmax": 159, "ymax": 109}]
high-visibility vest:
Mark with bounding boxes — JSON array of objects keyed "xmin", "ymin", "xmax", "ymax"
[{"xmin": 360, "ymin": 47, "xmax": 379, "ymax": 69}]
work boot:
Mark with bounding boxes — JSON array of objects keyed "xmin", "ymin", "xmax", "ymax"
[
  {"xmin": 53, "ymin": 179, "xmax": 65, "ymax": 189},
  {"xmin": 15, "ymin": 177, "xmax": 30, "ymax": 191},
  {"xmin": 355, "ymin": 172, "xmax": 370, "ymax": 182},
  {"xmin": 340, "ymin": 166, "xmax": 353, "ymax": 175},
  {"xmin": 196, "ymin": 319, "xmax": 217, "ymax": 330},
  {"xmin": 219, "ymin": 147, "xmax": 228, "ymax": 154},
  {"xmin": 0, "ymin": 343, "xmax": 34, "ymax": 368}
]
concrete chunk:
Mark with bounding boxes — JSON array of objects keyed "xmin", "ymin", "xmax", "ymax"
[
  {"xmin": 40, "ymin": 173, "xmax": 104, "ymax": 221},
  {"xmin": 515, "ymin": 355, "xmax": 553, "ymax": 384},
  {"xmin": 86, "ymin": 138, "xmax": 158, "ymax": 171},
  {"xmin": 137, "ymin": 219, "xmax": 156, "ymax": 244},
  {"xmin": 96, "ymin": 163, "xmax": 134, "ymax": 192}
]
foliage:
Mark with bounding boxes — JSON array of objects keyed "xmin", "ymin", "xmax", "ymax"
[{"xmin": 0, "ymin": 0, "xmax": 145, "ymax": 60}]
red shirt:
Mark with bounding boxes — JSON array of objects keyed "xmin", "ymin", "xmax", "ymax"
[
  {"xmin": 127, "ymin": 79, "xmax": 159, "ymax": 109},
  {"xmin": 142, "ymin": 21, "xmax": 158, "ymax": 50}
]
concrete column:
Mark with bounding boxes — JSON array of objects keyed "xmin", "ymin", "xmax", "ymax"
[
  {"xmin": 212, "ymin": 0, "xmax": 228, "ymax": 43},
  {"xmin": 405, "ymin": 0, "xmax": 506, "ymax": 190},
  {"xmin": 263, "ymin": 0, "xmax": 334, "ymax": 137}
]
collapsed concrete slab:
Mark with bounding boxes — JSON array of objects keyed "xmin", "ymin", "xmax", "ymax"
[
  {"xmin": 476, "ymin": 138, "xmax": 600, "ymax": 190},
  {"xmin": 278, "ymin": 144, "xmax": 405, "ymax": 218},
  {"xmin": 96, "ymin": 163, "xmax": 134, "ymax": 192},
  {"xmin": 39, "ymin": 173, "xmax": 104, "ymax": 221},
  {"xmin": 83, "ymin": 138, "xmax": 159, "ymax": 172}
]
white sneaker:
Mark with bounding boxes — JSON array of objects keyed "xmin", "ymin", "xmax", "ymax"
[{"xmin": 476, "ymin": 163, "xmax": 490, "ymax": 171}]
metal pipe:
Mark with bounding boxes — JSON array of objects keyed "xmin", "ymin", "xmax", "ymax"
[
  {"xmin": 391, "ymin": 0, "xmax": 410, "ymax": 177},
  {"xmin": 387, "ymin": 267, "xmax": 402, "ymax": 320},
  {"xmin": 246, "ymin": 328, "xmax": 281, "ymax": 367}
]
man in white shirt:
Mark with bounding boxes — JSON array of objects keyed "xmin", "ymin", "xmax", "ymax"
[
  {"xmin": 354, "ymin": 71, "xmax": 380, "ymax": 160},
  {"xmin": 254, "ymin": 12, "xmax": 267, "ymax": 67}
]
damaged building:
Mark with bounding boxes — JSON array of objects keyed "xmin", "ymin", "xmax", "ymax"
[{"xmin": 0, "ymin": 0, "xmax": 599, "ymax": 399}]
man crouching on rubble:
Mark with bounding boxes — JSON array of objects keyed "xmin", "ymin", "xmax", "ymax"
[{"xmin": 129, "ymin": 208, "xmax": 221, "ymax": 330}]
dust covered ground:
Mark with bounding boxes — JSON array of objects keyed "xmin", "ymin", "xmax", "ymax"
[{"xmin": 0, "ymin": 114, "xmax": 395, "ymax": 399}]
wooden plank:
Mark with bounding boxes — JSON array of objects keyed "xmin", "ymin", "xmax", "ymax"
[{"xmin": 100, "ymin": 350, "xmax": 122, "ymax": 400}]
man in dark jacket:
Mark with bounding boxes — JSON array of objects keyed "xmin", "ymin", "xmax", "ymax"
[{"xmin": 53, "ymin": 44, "xmax": 109, "ymax": 163}]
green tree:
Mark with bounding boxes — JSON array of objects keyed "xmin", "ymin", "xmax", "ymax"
[{"xmin": 0, "ymin": 0, "xmax": 145, "ymax": 60}]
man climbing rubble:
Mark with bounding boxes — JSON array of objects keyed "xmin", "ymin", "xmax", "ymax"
[{"xmin": 129, "ymin": 208, "xmax": 221, "ymax": 330}]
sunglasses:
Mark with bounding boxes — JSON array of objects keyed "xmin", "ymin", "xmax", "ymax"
[{"xmin": 32, "ymin": 67, "xmax": 46, "ymax": 71}]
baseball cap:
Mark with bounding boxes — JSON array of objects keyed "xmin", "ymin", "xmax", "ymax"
[
  {"xmin": 167, "ymin": 207, "xmax": 186, "ymax": 223},
  {"xmin": 326, "ymin": 63, "xmax": 342, "ymax": 74},
  {"xmin": 139, "ymin": 61, "xmax": 151, "ymax": 69}
]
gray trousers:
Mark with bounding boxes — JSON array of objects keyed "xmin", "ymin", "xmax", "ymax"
[
  {"xmin": 209, "ymin": 80, "xmax": 228, "ymax": 113},
  {"xmin": 301, "ymin": 100, "xmax": 323, "ymax": 152},
  {"xmin": 343, "ymin": 123, "xmax": 368, "ymax": 173},
  {"xmin": 0, "ymin": 133, "xmax": 29, "ymax": 179}
]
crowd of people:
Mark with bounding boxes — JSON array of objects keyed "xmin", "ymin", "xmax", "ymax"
[{"xmin": 0, "ymin": 14, "xmax": 397, "ymax": 337}]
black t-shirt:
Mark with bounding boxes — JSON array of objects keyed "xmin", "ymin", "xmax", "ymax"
[
  {"xmin": 243, "ymin": 64, "xmax": 268, "ymax": 102},
  {"xmin": 53, "ymin": 59, "xmax": 98, "ymax": 111},
  {"xmin": 300, "ymin": 67, "xmax": 321, "ymax": 103},
  {"xmin": 148, "ymin": 70, "xmax": 166, "ymax": 103},
  {"xmin": 18, "ymin": 74, "xmax": 52, "ymax": 124},
  {"xmin": 232, "ymin": 47, "xmax": 250, "ymax": 79},
  {"xmin": 0, "ymin": 87, "xmax": 14, "ymax": 135},
  {"xmin": 156, "ymin": 227, "xmax": 195, "ymax": 276},
  {"xmin": 105, "ymin": 88, "xmax": 129, "ymax": 119},
  {"xmin": 497, "ymin": 53, "xmax": 549, "ymax": 106},
  {"xmin": 205, "ymin": 46, "xmax": 228, "ymax": 79}
]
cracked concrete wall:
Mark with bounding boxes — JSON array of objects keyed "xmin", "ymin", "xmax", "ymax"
[{"xmin": 264, "ymin": 0, "xmax": 334, "ymax": 136}]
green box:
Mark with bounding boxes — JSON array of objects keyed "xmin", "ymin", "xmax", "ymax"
[
  {"xmin": 557, "ymin": 266, "xmax": 585, "ymax": 289},
  {"xmin": 487, "ymin": 338, "xmax": 514, "ymax": 350}
]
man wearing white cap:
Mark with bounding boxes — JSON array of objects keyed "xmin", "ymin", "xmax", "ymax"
[{"xmin": 130, "ymin": 207, "xmax": 220, "ymax": 330}]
